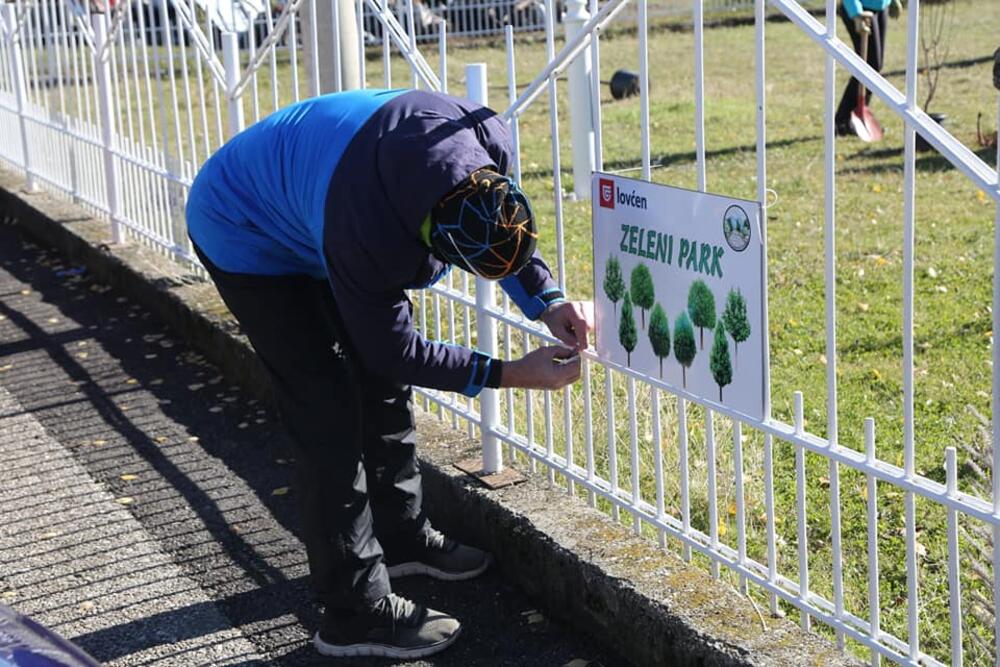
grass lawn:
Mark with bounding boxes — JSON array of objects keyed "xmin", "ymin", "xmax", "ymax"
[{"xmin": 23, "ymin": 1, "xmax": 1000, "ymax": 662}]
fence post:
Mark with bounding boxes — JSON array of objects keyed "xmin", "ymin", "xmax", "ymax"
[
  {"xmin": 91, "ymin": 10, "xmax": 122, "ymax": 244},
  {"xmin": 563, "ymin": 0, "xmax": 595, "ymax": 200},
  {"xmin": 221, "ymin": 32, "xmax": 245, "ymax": 136},
  {"xmin": 3, "ymin": 3, "xmax": 38, "ymax": 193},
  {"xmin": 466, "ymin": 63, "xmax": 502, "ymax": 474}
]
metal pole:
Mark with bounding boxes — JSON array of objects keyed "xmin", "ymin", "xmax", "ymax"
[
  {"xmin": 221, "ymin": 31, "xmax": 245, "ymax": 137},
  {"xmin": 92, "ymin": 11, "xmax": 122, "ymax": 244},
  {"xmin": 3, "ymin": 3, "xmax": 38, "ymax": 192},
  {"xmin": 466, "ymin": 62, "xmax": 501, "ymax": 474},
  {"xmin": 563, "ymin": 0, "xmax": 594, "ymax": 200}
]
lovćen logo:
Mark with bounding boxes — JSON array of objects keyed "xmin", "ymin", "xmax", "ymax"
[{"xmin": 599, "ymin": 178, "xmax": 615, "ymax": 209}]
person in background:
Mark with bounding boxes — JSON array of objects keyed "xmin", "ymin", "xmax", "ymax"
[
  {"xmin": 835, "ymin": 0, "xmax": 903, "ymax": 137},
  {"xmin": 185, "ymin": 88, "xmax": 591, "ymax": 659}
]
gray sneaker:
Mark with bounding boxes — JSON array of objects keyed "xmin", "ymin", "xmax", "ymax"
[
  {"xmin": 313, "ymin": 593, "xmax": 461, "ymax": 659},
  {"xmin": 385, "ymin": 526, "xmax": 492, "ymax": 581}
]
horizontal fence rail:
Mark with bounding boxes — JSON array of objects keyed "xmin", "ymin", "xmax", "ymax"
[{"xmin": 1, "ymin": 0, "xmax": 999, "ymax": 665}]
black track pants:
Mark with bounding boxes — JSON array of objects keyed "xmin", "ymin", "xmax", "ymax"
[
  {"xmin": 835, "ymin": 5, "xmax": 888, "ymax": 128},
  {"xmin": 194, "ymin": 247, "xmax": 427, "ymax": 610}
]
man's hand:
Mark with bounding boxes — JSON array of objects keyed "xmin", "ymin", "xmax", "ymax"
[
  {"xmin": 540, "ymin": 301, "xmax": 594, "ymax": 351},
  {"xmin": 501, "ymin": 346, "xmax": 581, "ymax": 390},
  {"xmin": 888, "ymin": 0, "xmax": 902, "ymax": 19},
  {"xmin": 853, "ymin": 10, "xmax": 874, "ymax": 34}
]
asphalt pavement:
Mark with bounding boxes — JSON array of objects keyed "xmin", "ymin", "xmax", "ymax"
[{"xmin": 0, "ymin": 217, "xmax": 617, "ymax": 667}]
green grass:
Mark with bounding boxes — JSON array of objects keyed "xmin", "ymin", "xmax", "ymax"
[{"xmin": 25, "ymin": 3, "xmax": 1000, "ymax": 662}]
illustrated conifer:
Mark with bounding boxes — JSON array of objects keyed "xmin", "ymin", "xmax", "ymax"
[
  {"xmin": 673, "ymin": 311, "xmax": 696, "ymax": 387},
  {"xmin": 710, "ymin": 322, "xmax": 733, "ymax": 401},
  {"xmin": 721, "ymin": 288, "xmax": 751, "ymax": 370},
  {"xmin": 687, "ymin": 280, "xmax": 716, "ymax": 349},
  {"xmin": 630, "ymin": 263, "xmax": 655, "ymax": 328},
  {"xmin": 619, "ymin": 290, "xmax": 638, "ymax": 367},
  {"xmin": 603, "ymin": 256, "xmax": 625, "ymax": 315},
  {"xmin": 648, "ymin": 303, "xmax": 671, "ymax": 378}
]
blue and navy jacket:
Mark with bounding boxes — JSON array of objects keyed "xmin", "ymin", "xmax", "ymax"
[{"xmin": 186, "ymin": 89, "xmax": 564, "ymax": 397}]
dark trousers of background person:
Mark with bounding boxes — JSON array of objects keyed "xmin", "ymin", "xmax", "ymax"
[
  {"xmin": 193, "ymin": 245, "xmax": 428, "ymax": 612},
  {"xmin": 835, "ymin": 5, "xmax": 888, "ymax": 129}
]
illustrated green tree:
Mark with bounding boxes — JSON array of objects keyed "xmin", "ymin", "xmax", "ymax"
[
  {"xmin": 721, "ymin": 288, "xmax": 751, "ymax": 370},
  {"xmin": 619, "ymin": 290, "xmax": 638, "ymax": 367},
  {"xmin": 687, "ymin": 280, "xmax": 716, "ymax": 349},
  {"xmin": 710, "ymin": 322, "xmax": 733, "ymax": 401},
  {"xmin": 603, "ymin": 256, "xmax": 625, "ymax": 315},
  {"xmin": 647, "ymin": 303, "xmax": 671, "ymax": 378},
  {"xmin": 673, "ymin": 312, "xmax": 697, "ymax": 388},
  {"xmin": 630, "ymin": 263, "xmax": 655, "ymax": 329}
]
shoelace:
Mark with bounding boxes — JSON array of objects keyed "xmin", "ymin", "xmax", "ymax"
[
  {"xmin": 424, "ymin": 527, "xmax": 447, "ymax": 550},
  {"xmin": 371, "ymin": 593, "xmax": 418, "ymax": 632}
]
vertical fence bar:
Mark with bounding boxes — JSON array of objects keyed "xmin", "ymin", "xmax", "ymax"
[
  {"xmin": 607, "ymin": 370, "xmax": 619, "ymax": 522},
  {"xmin": 333, "ymin": 0, "xmax": 344, "ymax": 92},
  {"xmin": 679, "ymin": 397, "xmax": 690, "ymax": 560},
  {"xmin": 563, "ymin": 0, "xmax": 593, "ymax": 199},
  {"xmin": 733, "ymin": 420, "xmax": 747, "ymax": 593},
  {"xmin": 902, "ymin": 0, "xmax": 920, "ymax": 661},
  {"xmin": 222, "ymin": 32, "xmax": 245, "ymax": 137},
  {"xmin": 3, "ymin": 3, "xmax": 37, "ymax": 191},
  {"xmin": 584, "ymin": 358, "xmax": 596, "ymax": 508},
  {"xmin": 92, "ymin": 10, "xmax": 122, "ymax": 243},
  {"xmin": 993, "ymin": 59, "xmax": 1000, "ymax": 667},
  {"xmin": 542, "ymin": 0, "xmax": 565, "ymax": 289},
  {"xmin": 865, "ymin": 418, "xmax": 881, "ymax": 666},
  {"xmin": 763, "ymin": 430, "xmax": 776, "ymax": 613},
  {"xmin": 406, "ymin": 0, "xmax": 417, "ymax": 88},
  {"xmin": 794, "ymin": 390, "xmax": 810, "ymax": 630},
  {"xmin": 381, "ymin": 0, "xmax": 391, "ymax": 87},
  {"xmin": 466, "ymin": 63, "xmax": 501, "ymax": 474},
  {"xmin": 705, "ymin": 408, "xmax": 719, "ymax": 577},
  {"xmin": 544, "ymin": 387, "xmax": 554, "ymax": 484},
  {"xmin": 587, "ymin": 0, "xmax": 602, "ymax": 172},
  {"xmin": 505, "ymin": 26, "xmax": 521, "ymax": 183},
  {"xmin": 944, "ymin": 446, "xmax": 962, "ymax": 667},
  {"xmin": 638, "ymin": 0, "xmax": 649, "ymax": 180},
  {"xmin": 356, "ymin": 0, "xmax": 366, "ymax": 87},
  {"xmin": 438, "ymin": 21, "xmax": 447, "ymax": 93},
  {"xmin": 825, "ymin": 0, "xmax": 845, "ymax": 632},
  {"xmin": 628, "ymin": 376, "xmax": 640, "ymax": 533},
  {"xmin": 308, "ymin": 0, "xmax": 321, "ymax": 96},
  {"xmin": 565, "ymin": 383, "xmax": 575, "ymax": 494},
  {"xmin": 693, "ymin": 0, "xmax": 705, "ymax": 191},
  {"xmin": 652, "ymin": 386, "xmax": 665, "ymax": 547},
  {"xmin": 830, "ymin": 451, "xmax": 844, "ymax": 649}
]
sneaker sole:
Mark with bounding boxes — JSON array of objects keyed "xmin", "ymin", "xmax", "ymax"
[
  {"xmin": 312, "ymin": 625, "xmax": 461, "ymax": 659},
  {"xmin": 386, "ymin": 554, "xmax": 492, "ymax": 581}
]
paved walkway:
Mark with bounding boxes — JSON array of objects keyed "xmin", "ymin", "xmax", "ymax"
[{"xmin": 0, "ymin": 219, "xmax": 617, "ymax": 667}]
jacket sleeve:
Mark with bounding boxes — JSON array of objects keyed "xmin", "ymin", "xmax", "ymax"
[
  {"xmin": 327, "ymin": 266, "xmax": 500, "ymax": 397},
  {"xmin": 498, "ymin": 251, "xmax": 566, "ymax": 320}
]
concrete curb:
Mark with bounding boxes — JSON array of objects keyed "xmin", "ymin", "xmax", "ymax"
[{"xmin": 1, "ymin": 170, "xmax": 861, "ymax": 667}]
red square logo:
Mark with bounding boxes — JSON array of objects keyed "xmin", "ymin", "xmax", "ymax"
[{"xmin": 598, "ymin": 178, "xmax": 615, "ymax": 209}]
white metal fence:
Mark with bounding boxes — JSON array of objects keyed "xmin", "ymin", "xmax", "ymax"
[{"xmin": 1, "ymin": 0, "xmax": 1000, "ymax": 665}]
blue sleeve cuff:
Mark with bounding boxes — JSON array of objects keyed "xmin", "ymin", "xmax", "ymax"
[
  {"xmin": 499, "ymin": 279, "xmax": 567, "ymax": 320},
  {"xmin": 461, "ymin": 352, "xmax": 495, "ymax": 397}
]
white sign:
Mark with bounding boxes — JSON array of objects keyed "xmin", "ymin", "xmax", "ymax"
[{"xmin": 592, "ymin": 173, "xmax": 766, "ymax": 421}]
